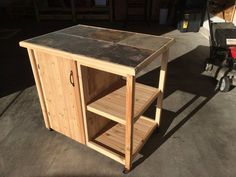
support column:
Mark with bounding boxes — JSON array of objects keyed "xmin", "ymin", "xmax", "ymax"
[
  {"xmin": 124, "ymin": 75, "xmax": 135, "ymax": 172},
  {"xmin": 155, "ymin": 49, "xmax": 169, "ymax": 125}
]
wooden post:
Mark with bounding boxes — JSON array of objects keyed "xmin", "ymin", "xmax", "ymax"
[
  {"xmin": 27, "ymin": 49, "xmax": 51, "ymax": 129},
  {"xmin": 77, "ymin": 64, "xmax": 89, "ymax": 143},
  {"xmin": 155, "ymin": 49, "xmax": 169, "ymax": 125},
  {"xmin": 125, "ymin": 75, "xmax": 135, "ymax": 172},
  {"xmin": 72, "ymin": 62, "xmax": 86, "ymax": 144}
]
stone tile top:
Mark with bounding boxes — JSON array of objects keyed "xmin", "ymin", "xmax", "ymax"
[{"xmin": 21, "ymin": 25, "xmax": 174, "ymax": 69}]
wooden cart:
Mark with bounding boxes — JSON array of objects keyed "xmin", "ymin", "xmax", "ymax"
[{"xmin": 19, "ymin": 25, "xmax": 174, "ymax": 172}]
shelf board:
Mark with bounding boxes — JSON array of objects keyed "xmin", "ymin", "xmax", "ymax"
[
  {"xmin": 87, "ymin": 116, "xmax": 157, "ymax": 164},
  {"xmin": 87, "ymin": 83, "xmax": 160, "ymax": 125}
]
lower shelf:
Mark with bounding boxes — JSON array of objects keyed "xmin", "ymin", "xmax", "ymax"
[{"xmin": 87, "ymin": 116, "xmax": 157, "ymax": 164}]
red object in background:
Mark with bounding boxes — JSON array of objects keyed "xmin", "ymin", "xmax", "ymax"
[{"xmin": 230, "ymin": 47, "xmax": 236, "ymax": 59}]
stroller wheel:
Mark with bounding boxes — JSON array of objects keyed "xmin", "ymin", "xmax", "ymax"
[
  {"xmin": 219, "ymin": 77, "xmax": 231, "ymax": 92},
  {"xmin": 205, "ymin": 63, "xmax": 213, "ymax": 71}
]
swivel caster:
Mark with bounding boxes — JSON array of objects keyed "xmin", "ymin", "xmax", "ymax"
[
  {"xmin": 123, "ymin": 168, "xmax": 131, "ymax": 174},
  {"xmin": 154, "ymin": 128, "xmax": 159, "ymax": 134}
]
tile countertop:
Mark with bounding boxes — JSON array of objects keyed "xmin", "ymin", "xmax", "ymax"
[{"xmin": 20, "ymin": 25, "xmax": 174, "ymax": 75}]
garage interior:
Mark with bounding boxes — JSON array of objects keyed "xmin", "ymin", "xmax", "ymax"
[{"xmin": 1, "ymin": 0, "xmax": 236, "ymax": 177}]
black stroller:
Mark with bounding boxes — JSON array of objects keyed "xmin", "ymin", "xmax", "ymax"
[{"xmin": 205, "ymin": 0, "xmax": 236, "ymax": 92}]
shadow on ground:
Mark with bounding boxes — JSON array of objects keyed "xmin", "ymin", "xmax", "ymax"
[
  {"xmin": 133, "ymin": 45, "xmax": 217, "ymax": 169},
  {"xmin": 0, "ymin": 19, "xmax": 218, "ymax": 175}
]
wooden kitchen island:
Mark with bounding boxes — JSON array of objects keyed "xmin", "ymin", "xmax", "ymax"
[{"xmin": 19, "ymin": 25, "xmax": 174, "ymax": 172}]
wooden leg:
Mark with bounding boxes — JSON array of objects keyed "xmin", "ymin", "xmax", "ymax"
[
  {"xmin": 155, "ymin": 49, "xmax": 169, "ymax": 125},
  {"xmin": 124, "ymin": 75, "xmax": 135, "ymax": 172},
  {"xmin": 77, "ymin": 64, "xmax": 89, "ymax": 144},
  {"xmin": 27, "ymin": 49, "xmax": 51, "ymax": 129}
]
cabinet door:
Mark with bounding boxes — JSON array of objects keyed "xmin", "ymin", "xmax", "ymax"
[{"xmin": 35, "ymin": 51, "xmax": 85, "ymax": 144}]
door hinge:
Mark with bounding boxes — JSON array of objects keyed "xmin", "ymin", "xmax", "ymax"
[{"xmin": 37, "ymin": 64, "xmax": 40, "ymax": 70}]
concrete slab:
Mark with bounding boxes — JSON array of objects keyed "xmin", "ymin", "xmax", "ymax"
[{"xmin": 1, "ymin": 20, "xmax": 236, "ymax": 177}]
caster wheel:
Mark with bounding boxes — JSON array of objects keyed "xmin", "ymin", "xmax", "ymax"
[
  {"xmin": 219, "ymin": 77, "xmax": 231, "ymax": 92},
  {"xmin": 154, "ymin": 128, "xmax": 159, "ymax": 134},
  {"xmin": 123, "ymin": 168, "xmax": 130, "ymax": 174},
  {"xmin": 205, "ymin": 63, "xmax": 213, "ymax": 71}
]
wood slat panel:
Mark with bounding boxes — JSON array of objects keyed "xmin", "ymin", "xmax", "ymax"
[
  {"xmin": 27, "ymin": 49, "xmax": 50, "ymax": 129},
  {"xmin": 87, "ymin": 83, "xmax": 160, "ymax": 124},
  {"xmin": 35, "ymin": 51, "xmax": 85, "ymax": 143},
  {"xmin": 89, "ymin": 116, "xmax": 157, "ymax": 162}
]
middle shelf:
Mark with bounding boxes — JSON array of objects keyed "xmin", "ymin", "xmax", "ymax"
[{"xmin": 87, "ymin": 83, "xmax": 160, "ymax": 125}]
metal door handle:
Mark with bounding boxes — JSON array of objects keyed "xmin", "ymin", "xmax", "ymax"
[{"xmin": 69, "ymin": 70, "xmax": 75, "ymax": 87}]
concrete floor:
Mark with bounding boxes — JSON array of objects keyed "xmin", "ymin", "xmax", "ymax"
[{"xmin": 1, "ymin": 20, "xmax": 236, "ymax": 177}]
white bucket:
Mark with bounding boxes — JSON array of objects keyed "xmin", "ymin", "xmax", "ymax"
[{"xmin": 159, "ymin": 8, "xmax": 168, "ymax": 25}]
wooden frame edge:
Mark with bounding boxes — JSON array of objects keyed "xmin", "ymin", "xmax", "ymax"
[
  {"xmin": 20, "ymin": 42, "xmax": 135, "ymax": 77},
  {"xmin": 125, "ymin": 75, "xmax": 135, "ymax": 171},
  {"xmin": 135, "ymin": 39, "xmax": 175, "ymax": 75},
  {"xmin": 72, "ymin": 61, "xmax": 86, "ymax": 144},
  {"xmin": 155, "ymin": 49, "xmax": 169, "ymax": 124},
  {"xmin": 27, "ymin": 48, "xmax": 51, "ymax": 129},
  {"xmin": 87, "ymin": 141, "xmax": 125, "ymax": 164},
  {"xmin": 77, "ymin": 64, "xmax": 89, "ymax": 144}
]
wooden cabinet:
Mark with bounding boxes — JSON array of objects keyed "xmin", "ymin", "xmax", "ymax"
[
  {"xmin": 29, "ymin": 50, "xmax": 85, "ymax": 144},
  {"xmin": 20, "ymin": 25, "xmax": 174, "ymax": 172}
]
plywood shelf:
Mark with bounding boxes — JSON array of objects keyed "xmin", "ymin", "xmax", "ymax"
[
  {"xmin": 87, "ymin": 83, "xmax": 160, "ymax": 125},
  {"xmin": 87, "ymin": 116, "xmax": 157, "ymax": 164}
]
